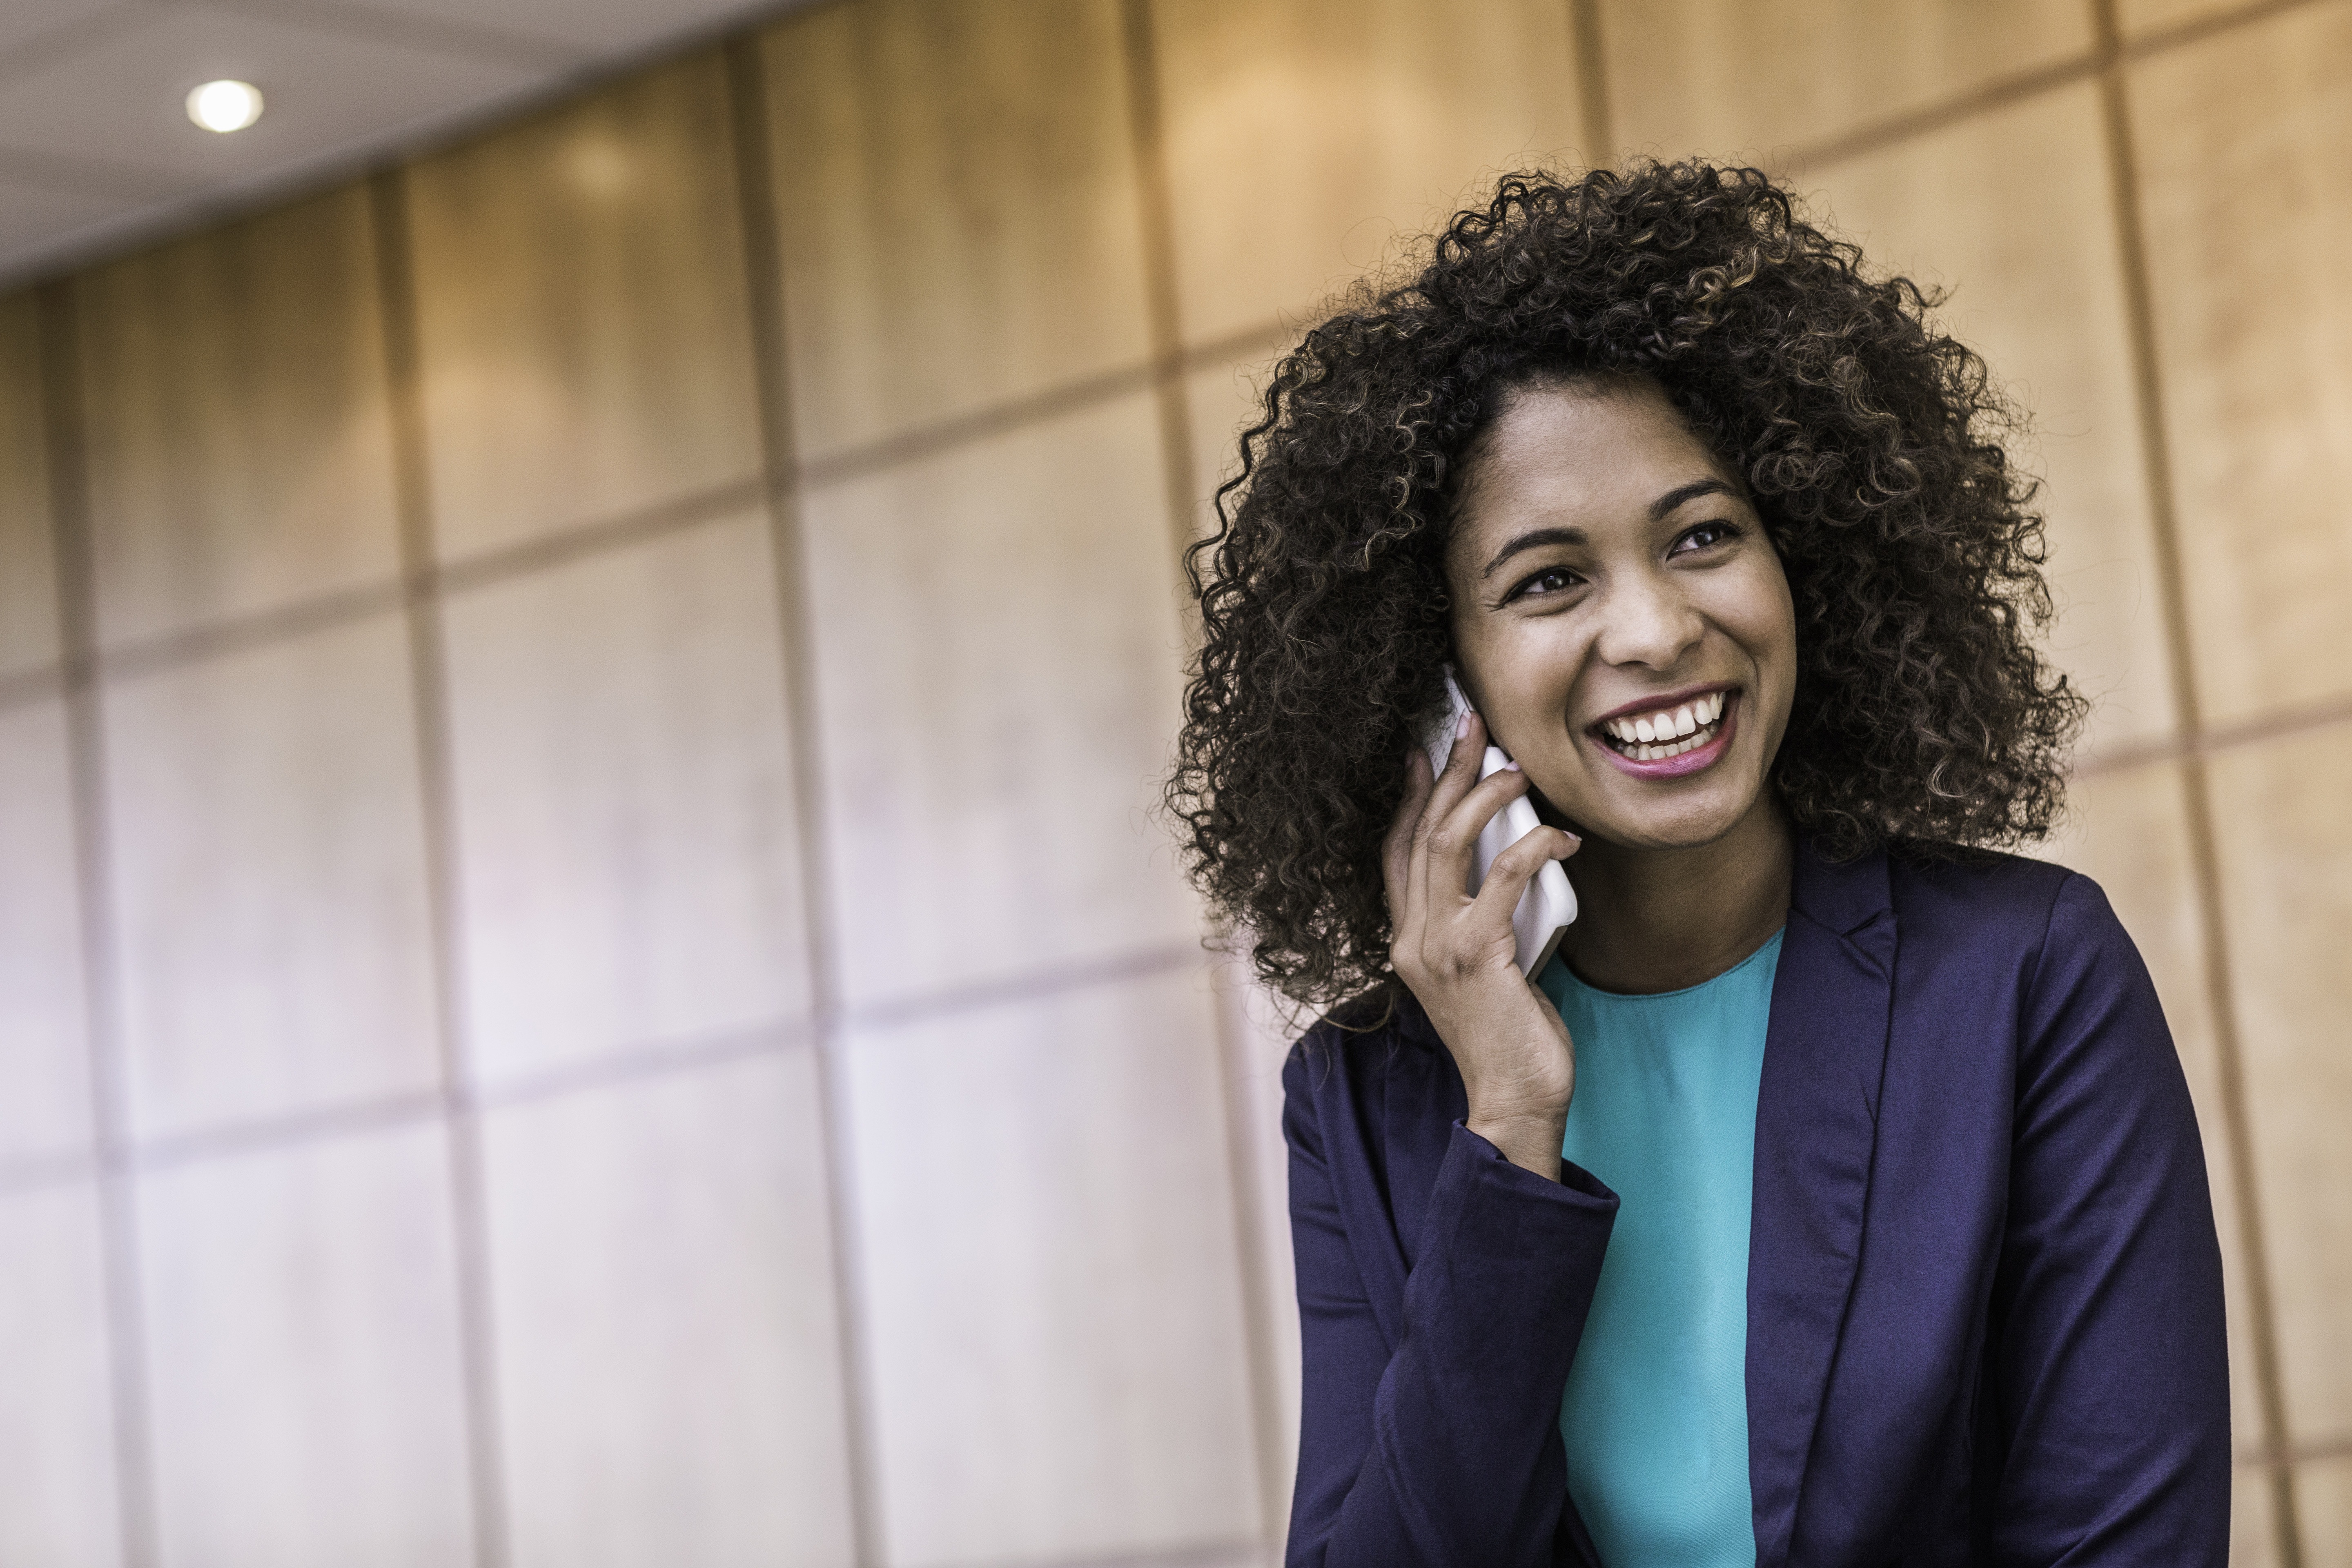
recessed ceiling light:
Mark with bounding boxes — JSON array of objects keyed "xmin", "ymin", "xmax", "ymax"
[{"xmin": 187, "ymin": 80, "xmax": 264, "ymax": 134}]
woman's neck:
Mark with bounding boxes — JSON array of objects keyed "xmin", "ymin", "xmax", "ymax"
[{"xmin": 1556, "ymin": 795, "xmax": 1794, "ymax": 995}]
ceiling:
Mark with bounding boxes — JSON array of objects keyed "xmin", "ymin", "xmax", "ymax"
[{"xmin": 0, "ymin": 0, "xmax": 813, "ymax": 288}]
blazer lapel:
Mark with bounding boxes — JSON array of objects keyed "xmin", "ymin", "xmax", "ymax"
[{"xmin": 1747, "ymin": 843, "xmax": 1897, "ymax": 1567}]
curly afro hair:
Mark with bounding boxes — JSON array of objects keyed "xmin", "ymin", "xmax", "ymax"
[{"xmin": 1166, "ymin": 160, "xmax": 2087, "ymax": 1009}]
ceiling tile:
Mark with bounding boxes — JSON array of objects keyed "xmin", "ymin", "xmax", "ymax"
[
  {"xmin": 0, "ymin": 170, "xmax": 140, "ymax": 257},
  {"xmin": 0, "ymin": 0, "xmax": 131, "ymax": 64},
  {"xmin": 357, "ymin": 0, "xmax": 777, "ymax": 56},
  {"xmin": 0, "ymin": 6, "xmax": 539, "ymax": 185}
]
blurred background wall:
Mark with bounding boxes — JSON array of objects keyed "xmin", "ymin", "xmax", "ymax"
[{"xmin": 0, "ymin": 0, "xmax": 2346, "ymax": 1564}]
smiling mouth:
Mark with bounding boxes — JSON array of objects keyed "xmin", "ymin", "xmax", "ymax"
[{"xmin": 1593, "ymin": 690, "xmax": 1732, "ymax": 763}]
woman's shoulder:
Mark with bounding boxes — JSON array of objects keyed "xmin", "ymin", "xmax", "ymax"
[
  {"xmin": 1881, "ymin": 839, "xmax": 2127, "ymax": 949},
  {"xmin": 1878, "ymin": 840, "xmax": 2153, "ymax": 1020}
]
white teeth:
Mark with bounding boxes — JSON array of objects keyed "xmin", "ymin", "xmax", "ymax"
[
  {"xmin": 1603, "ymin": 692, "xmax": 1735, "ymax": 759},
  {"xmin": 1600, "ymin": 693, "xmax": 1735, "ymax": 756}
]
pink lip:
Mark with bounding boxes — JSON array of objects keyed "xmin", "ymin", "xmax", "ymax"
[
  {"xmin": 1587, "ymin": 681, "xmax": 1738, "ymax": 727},
  {"xmin": 1590, "ymin": 691, "xmax": 1740, "ymax": 780}
]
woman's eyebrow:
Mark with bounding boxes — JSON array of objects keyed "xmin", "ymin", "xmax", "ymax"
[
  {"xmin": 1479, "ymin": 526, "xmax": 1586, "ymax": 580},
  {"xmin": 1650, "ymin": 477, "xmax": 1740, "ymax": 519}
]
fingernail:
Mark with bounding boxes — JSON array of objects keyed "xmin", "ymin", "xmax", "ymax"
[
  {"xmin": 1501, "ymin": 759, "xmax": 1521, "ymax": 771},
  {"xmin": 1455, "ymin": 713, "xmax": 1472, "ymax": 741}
]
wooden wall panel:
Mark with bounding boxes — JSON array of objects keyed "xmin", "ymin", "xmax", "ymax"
[
  {"xmin": 844, "ymin": 971, "xmax": 1258, "ymax": 1566},
  {"xmin": 1802, "ymin": 85, "xmax": 2174, "ymax": 757},
  {"xmin": 138, "ymin": 1123, "xmax": 474, "ymax": 1568},
  {"xmin": 2118, "ymin": 0, "xmax": 2242, "ymax": 38},
  {"xmin": 0, "ymin": 1183, "xmax": 121, "ymax": 1568},
  {"xmin": 764, "ymin": 0, "xmax": 1155, "ymax": 462},
  {"xmin": 1601, "ymin": 0, "xmax": 2092, "ymax": 159},
  {"xmin": 405, "ymin": 54, "xmax": 763, "ymax": 561},
  {"xmin": 76, "ymin": 189, "xmax": 401, "ymax": 648},
  {"xmin": 441, "ymin": 514, "xmax": 813, "ymax": 1087},
  {"xmin": 1181, "ymin": 354, "xmax": 1281, "ymax": 546},
  {"xmin": 2299, "ymin": 1455, "xmax": 2352, "ymax": 1567},
  {"xmin": 102, "ymin": 615, "xmax": 442, "ymax": 1141},
  {"xmin": 482, "ymin": 1051, "xmax": 855, "ymax": 1568},
  {"xmin": 0, "ymin": 699, "xmax": 91, "ymax": 1163},
  {"xmin": 2133, "ymin": 6, "xmax": 2352, "ymax": 731},
  {"xmin": 0, "ymin": 291, "xmax": 59, "ymax": 677},
  {"xmin": 2207, "ymin": 724, "xmax": 2352, "ymax": 1450},
  {"xmin": 2046, "ymin": 763, "xmax": 2265, "ymax": 1451},
  {"xmin": 1153, "ymin": 0, "xmax": 1585, "ymax": 349},
  {"xmin": 800, "ymin": 394, "xmax": 1198, "ymax": 1010}
]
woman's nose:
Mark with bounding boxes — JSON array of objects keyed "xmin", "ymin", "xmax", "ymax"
[{"xmin": 1593, "ymin": 570, "xmax": 1705, "ymax": 671}]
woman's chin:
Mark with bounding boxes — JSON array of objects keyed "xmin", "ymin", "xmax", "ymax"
[{"xmin": 1553, "ymin": 774, "xmax": 1769, "ymax": 854}]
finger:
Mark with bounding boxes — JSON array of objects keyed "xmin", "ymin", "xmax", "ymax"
[
  {"xmin": 1423, "ymin": 762, "xmax": 1537, "ymax": 906},
  {"xmin": 1464, "ymin": 820, "xmax": 1581, "ymax": 937},
  {"xmin": 1417, "ymin": 708, "xmax": 1489, "ymax": 845}
]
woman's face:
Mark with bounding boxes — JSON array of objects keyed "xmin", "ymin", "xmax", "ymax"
[{"xmin": 1444, "ymin": 375, "xmax": 1797, "ymax": 852}]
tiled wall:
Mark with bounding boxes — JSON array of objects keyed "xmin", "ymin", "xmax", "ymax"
[{"xmin": 0, "ymin": 2, "xmax": 2343, "ymax": 1565}]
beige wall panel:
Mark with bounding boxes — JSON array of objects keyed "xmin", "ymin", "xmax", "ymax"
[
  {"xmin": 0, "ymin": 699, "xmax": 90, "ymax": 1162},
  {"xmin": 482, "ymin": 1048, "xmax": 854, "ymax": 1568},
  {"xmin": 2300, "ymin": 1453, "xmax": 2352, "ymax": 1565},
  {"xmin": 1802, "ymin": 86, "xmax": 2173, "ymax": 758},
  {"xmin": 844, "ymin": 970, "xmax": 1259, "ymax": 1566},
  {"xmin": 1154, "ymin": 0, "xmax": 1584, "ymax": 349},
  {"xmin": 76, "ymin": 189, "xmax": 401, "ymax": 648},
  {"xmin": 140, "ymin": 1122, "xmax": 474, "ymax": 1568},
  {"xmin": 1182, "ymin": 352, "xmax": 1286, "ymax": 546},
  {"xmin": 2207, "ymin": 724, "xmax": 2352, "ymax": 1445},
  {"xmin": 2044, "ymin": 761, "xmax": 2265, "ymax": 1448},
  {"xmin": 1600, "ymin": 0, "xmax": 2091, "ymax": 160},
  {"xmin": 802, "ymin": 394, "xmax": 1198, "ymax": 1010},
  {"xmin": 104, "ymin": 614, "xmax": 441, "ymax": 1140},
  {"xmin": 2231, "ymin": 1465, "xmax": 2280, "ymax": 1567},
  {"xmin": 442, "ymin": 513, "xmax": 812, "ymax": 1087},
  {"xmin": 405, "ymin": 55, "xmax": 762, "ymax": 561},
  {"xmin": 0, "ymin": 291, "xmax": 60, "ymax": 676},
  {"xmin": 2118, "ymin": 0, "xmax": 2244, "ymax": 38},
  {"xmin": 1211, "ymin": 954, "xmax": 1304, "ymax": 1530},
  {"xmin": 0, "ymin": 1183, "xmax": 121, "ymax": 1568},
  {"xmin": 764, "ymin": 0, "xmax": 1155, "ymax": 462},
  {"xmin": 2134, "ymin": 10, "xmax": 2352, "ymax": 728}
]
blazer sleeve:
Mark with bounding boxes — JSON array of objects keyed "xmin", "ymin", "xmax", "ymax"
[
  {"xmin": 1986, "ymin": 874, "xmax": 2232, "ymax": 1562},
  {"xmin": 1282, "ymin": 1041, "xmax": 1620, "ymax": 1568}
]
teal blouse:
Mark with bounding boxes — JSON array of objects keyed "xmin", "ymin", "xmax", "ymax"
[{"xmin": 1540, "ymin": 930, "xmax": 1781, "ymax": 1567}]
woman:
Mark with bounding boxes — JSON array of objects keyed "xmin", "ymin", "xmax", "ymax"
[{"xmin": 1167, "ymin": 165, "xmax": 2227, "ymax": 1566}]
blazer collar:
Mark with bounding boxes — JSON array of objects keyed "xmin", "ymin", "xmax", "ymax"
[{"xmin": 1747, "ymin": 840, "xmax": 1897, "ymax": 1566}]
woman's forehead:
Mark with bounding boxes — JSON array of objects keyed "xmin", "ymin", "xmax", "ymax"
[{"xmin": 1450, "ymin": 379, "xmax": 1741, "ymax": 553}]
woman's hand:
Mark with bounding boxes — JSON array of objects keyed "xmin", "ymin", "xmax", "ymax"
[{"xmin": 1383, "ymin": 711, "xmax": 1582, "ymax": 1180}]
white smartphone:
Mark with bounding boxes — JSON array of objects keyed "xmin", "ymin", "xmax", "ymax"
[{"xmin": 1416, "ymin": 667, "xmax": 1577, "ymax": 977}]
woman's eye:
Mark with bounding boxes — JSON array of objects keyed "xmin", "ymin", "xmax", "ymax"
[
  {"xmin": 1673, "ymin": 520, "xmax": 1740, "ymax": 554},
  {"xmin": 1509, "ymin": 566, "xmax": 1582, "ymax": 601}
]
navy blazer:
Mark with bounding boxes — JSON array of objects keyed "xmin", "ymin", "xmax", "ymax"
[{"xmin": 1282, "ymin": 841, "xmax": 2229, "ymax": 1566}]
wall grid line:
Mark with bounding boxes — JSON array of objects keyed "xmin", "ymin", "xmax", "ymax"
[
  {"xmin": 1568, "ymin": 0, "xmax": 1614, "ymax": 160},
  {"xmin": 2087, "ymin": 0, "xmax": 2301, "ymax": 1553},
  {"xmin": 365, "ymin": 165, "xmax": 515, "ymax": 1568},
  {"xmin": 1118, "ymin": 0, "xmax": 1291, "ymax": 1544},
  {"xmin": 35, "ymin": 276, "xmax": 160, "ymax": 1568},
  {"xmin": 721, "ymin": 34, "xmax": 887, "ymax": 1568}
]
